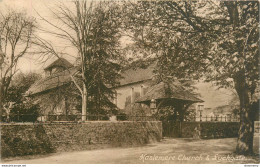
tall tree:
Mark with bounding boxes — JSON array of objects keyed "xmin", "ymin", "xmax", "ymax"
[
  {"xmin": 123, "ymin": 1, "xmax": 259, "ymax": 155},
  {"xmin": 35, "ymin": 0, "xmax": 123, "ymax": 120},
  {"xmin": 0, "ymin": 10, "xmax": 36, "ymax": 121}
]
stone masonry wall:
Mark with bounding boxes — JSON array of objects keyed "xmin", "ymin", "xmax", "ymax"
[{"xmin": 1, "ymin": 121, "xmax": 162, "ymax": 158}]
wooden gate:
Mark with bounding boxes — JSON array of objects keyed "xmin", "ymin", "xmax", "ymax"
[{"xmin": 162, "ymin": 120, "xmax": 181, "ymax": 138}]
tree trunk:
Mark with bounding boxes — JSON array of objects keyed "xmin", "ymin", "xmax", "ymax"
[
  {"xmin": 234, "ymin": 74, "xmax": 254, "ymax": 155},
  {"xmin": 0, "ymin": 94, "xmax": 2, "ymax": 122},
  {"xmin": 81, "ymin": 83, "xmax": 87, "ymax": 121},
  {"xmin": 0, "ymin": 82, "xmax": 3, "ymax": 122},
  {"xmin": 64, "ymin": 96, "xmax": 68, "ymax": 121}
]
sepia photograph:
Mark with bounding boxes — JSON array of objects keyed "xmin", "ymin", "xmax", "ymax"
[{"xmin": 0, "ymin": 0, "xmax": 259, "ymax": 166}]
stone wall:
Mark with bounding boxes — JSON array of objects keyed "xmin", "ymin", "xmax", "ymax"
[
  {"xmin": 1, "ymin": 121, "xmax": 162, "ymax": 158},
  {"xmin": 181, "ymin": 122, "xmax": 240, "ymax": 139}
]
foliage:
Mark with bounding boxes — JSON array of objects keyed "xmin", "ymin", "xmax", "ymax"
[
  {"xmin": 75, "ymin": 2, "xmax": 123, "ymax": 115},
  {"xmin": 200, "ymin": 122, "xmax": 240, "ymax": 139},
  {"xmin": 153, "ymin": 105, "xmax": 195, "ymax": 122},
  {"xmin": 122, "ymin": 0, "xmax": 259, "ymax": 154},
  {"xmin": 1, "ymin": 125, "xmax": 54, "ymax": 158},
  {"xmin": 154, "ymin": 106, "xmax": 176, "ymax": 121},
  {"xmin": 3, "ymin": 72, "xmax": 41, "ymax": 122},
  {"xmin": 123, "ymin": 1, "xmax": 259, "ymax": 92},
  {"xmin": 181, "ymin": 122, "xmax": 240, "ymax": 139},
  {"xmin": 6, "ymin": 73, "xmax": 41, "ymax": 103}
]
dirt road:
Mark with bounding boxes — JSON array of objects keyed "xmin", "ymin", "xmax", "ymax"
[{"xmin": 2, "ymin": 138, "xmax": 259, "ymax": 164}]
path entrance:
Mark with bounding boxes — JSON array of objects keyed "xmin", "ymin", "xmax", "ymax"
[{"xmin": 162, "ymin": 121, "xmax": 181, "ymax": 138}]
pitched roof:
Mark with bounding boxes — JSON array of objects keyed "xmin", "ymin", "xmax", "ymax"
[
  {"xmin": 136, "ymin": 81, "xmax": 203, "ymax": 103},
  {"xmin": 28, "ymin": 62, "xmax": 155, "ymax": 95},
  {"xmin": 44, "ymin": 58, "xmax": 74, "ymax": 71},
  {"xmin": 118, "ymin": 62, "xmax": 156, "ymax": 86},
  {"xmin": 29, "ymin": 57, "xmax": 156, "ymax": 95},
  {"xmin": 27, "ymin": 67, "xmax": 79, "ymax": 95}
]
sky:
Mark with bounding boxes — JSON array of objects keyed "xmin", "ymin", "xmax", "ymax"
[
  {"xmin": 0, "ymin": 0, "xmax": 133, "ymax": 74},
  {"xmin": 0, "ymin": 0, "xmax": 237, "ymax": 108},
  {"xmin": 194, "ymin": 82, "xmax": 237, "ymax": 109},
  {"xmin": 0, "ymin": 0, "xmax": 79, "ymax": 73}
]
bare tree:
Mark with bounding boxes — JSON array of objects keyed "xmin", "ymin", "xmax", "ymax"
[
  {"xmin": 35, "ymin": 0, "xmax": 122, "ymax": 121},
  {"xmin": 0, "ymin": 10, "xmax": 36, "ymax": 121}
]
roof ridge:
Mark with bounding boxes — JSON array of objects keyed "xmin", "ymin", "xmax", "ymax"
[{"xmin": 44, "ymin": 57, "xmax": 74, "ymax": 70}]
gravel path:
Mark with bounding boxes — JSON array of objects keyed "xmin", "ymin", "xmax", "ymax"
[{"xmin": 2, "ymin": 137, "xmax": 259, "ymax": 164}]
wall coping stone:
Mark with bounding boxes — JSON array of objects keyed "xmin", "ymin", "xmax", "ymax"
[{"xmin": 0, "ymin": 121, "xmax": 161, "ymax": 126}]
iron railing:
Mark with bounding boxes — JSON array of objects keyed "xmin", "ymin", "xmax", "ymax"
[
  {"xmin": 185, "ymin": 115, "xmax": 240, "ymax": 122},
  {"xmin": 0, "ymin": 114, "xmax": 157, "ymax": 123},
  {"xmin": 1, "ymin": 113, "xmax": 240, "ymax": 123}
]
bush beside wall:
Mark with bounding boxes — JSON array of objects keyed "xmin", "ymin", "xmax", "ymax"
[
  {"xmin": 1, "ymin": 121, "xmax": 162, "ymax": 158},
  {"xmin": 181, "ymin": 122, "xmax": 240, "ymax": 139},
  {"xmin": 1, "ymin": 124, "xmax": 54, "ymax": 158},
  {"xmin": 200, "ymin": 122, "xmax": 240, "ymax": 138}
]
